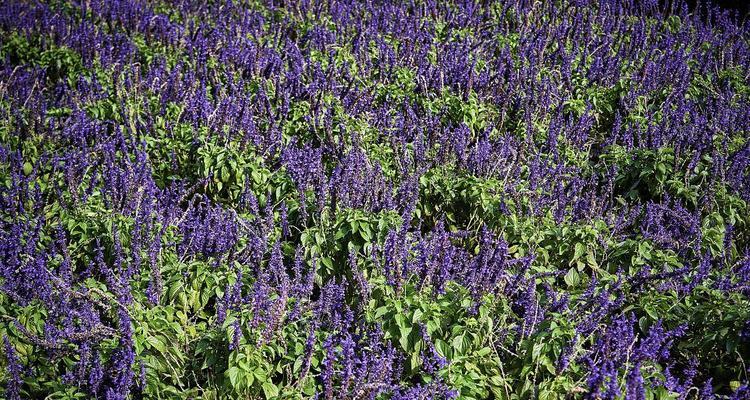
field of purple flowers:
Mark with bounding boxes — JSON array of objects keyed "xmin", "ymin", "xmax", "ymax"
[{"xmin": 1, "ymin": 0, "xmax": 749, "ymax": 399}]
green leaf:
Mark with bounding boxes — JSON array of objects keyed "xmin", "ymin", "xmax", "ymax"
[
  {"xmin": 254, "ymin": 369, "xmax": 268, "ymax": 384},
  {"xmin": 435, "ymin": 339, "xmax": 451, "ymax": 359},
  {"xmin": 572, "ymin": 242, "xmax": 585, "ymax": 262},
  {"xmin": 320, "ymin": 256, "xmax": 334, "ymax": 271},
  {"xmin": 302, "ymin": 377, "xmax": 316, "ymax": 396},
  {"xmin": 489, "ymin": 375, "xmax": 506, "ymax": 387},
  {"xmin": 146, "ymin": 336, "xmax": 166, "ymax": 355},
  {"xmin": 334, "ymin": 226, "xmax": 349, "ymax": 240},
  {"xmin": 262, "ymin": 382, "xmax": 279, "ymax": 399},
  {"xmin": 399, "ymin": 326, "xmax": 413, "ymax": 351},
  {"xmin": 476, "ymin": 347, "xmax": 492, "ymax": 357},
  {"xmin": 373, "ymin": 306, "xmax": 390, "ymax": 320},
  {"xmin": 246, "ymin": 369, "xmax": 255, "ymax": 386},
  {"xmin": 656, "ymin": 162, "xmax": 667, "ymax": 177},
  {"xmin": 226, "ymin": 366, "xmax": 241, "ymax": 388},
  {"xmin": 452, "ymin": 334, "xmax": 465, "ymax": 355},
  {"xmin": 532, "ymin": 342, "xmax": 545, "ymax": 361},
  {"xmin": 395, "ymin": 313, "xmax": 408, "ymax": 328},
  {"xmin": 586, "ymin": 251, "xmax": 598, "ymax": 268},
  {"xmin": 412, "ymin": 309, "xmax": 423, "ymax": 323},
  {"xmin": 564, "ymin": 268, "xmax": 580, "ymax": 288}
]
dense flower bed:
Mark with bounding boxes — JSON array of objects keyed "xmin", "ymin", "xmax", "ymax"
[{"xmin": 1, "ymin": 0, "xmax": 749, "ymax": 399}]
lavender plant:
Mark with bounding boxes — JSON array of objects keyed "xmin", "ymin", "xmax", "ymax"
[{"xmin": 0, "ymin": 0, "xmax": 749, "ymax": 399}]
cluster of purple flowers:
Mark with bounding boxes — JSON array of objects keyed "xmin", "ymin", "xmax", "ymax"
[{"xmin": 0, "ymin": 0, "xmax": 749, "ymax": 398}]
